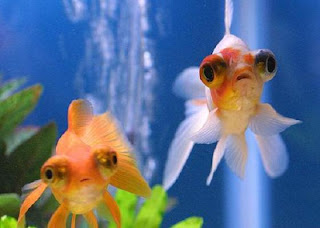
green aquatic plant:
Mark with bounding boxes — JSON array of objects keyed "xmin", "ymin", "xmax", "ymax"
[
  {"xmin": 0, "ymin": 215, "xmax": 36, "ymax": 228},
  {"xmin": 0, "ymin": 78, "xmax": 57, "ymax": 218},
  {"xmin": 109, "ymin": 185, "xmax": 203, "ymax": 228}
]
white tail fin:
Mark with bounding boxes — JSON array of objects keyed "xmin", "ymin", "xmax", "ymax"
[
  {"xmin": 225, "ymin": 0, "xmax": 234, "ymax": 34},
  {"xmin": 173, "ymin": 67, "xmax": 206, "ymax": 99},
  {"xmin": 163, "ymin": 102, "xmax": 208, "ymax": 190}
]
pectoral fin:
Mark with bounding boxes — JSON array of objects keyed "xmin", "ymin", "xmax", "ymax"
[
  {"xmin": 249, "ymin": 103, "xmax": 301, "ymax": 136},
  {"xmin": 83, "ymin": 211, "xmax": 98, "ymax": 228},
  {"xmin": 191, "ymin": 108, "xmax": 221, "ymax": 144},
  {"xmin": 255, "ymin": 134, "xmax": 288, "ymax": 177},
  {"xmin": 18, "ymin": 182, "xmax": 47, "ymax": 228},
  {"xmin": 48, "ymin": 204, "xmax": 69, "ymax": 228},
  {"xmin": 110, "ymin": 153, "xmax": 151, "ymax": 198},
  {"xmin": 102, "ymin": 191, "xmax": 121, "ymax": 228}
]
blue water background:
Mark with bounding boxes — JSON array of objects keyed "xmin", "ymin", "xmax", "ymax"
[{"xmin": 0, "ymin": 0, "xmax": 319, "ymax": 227}]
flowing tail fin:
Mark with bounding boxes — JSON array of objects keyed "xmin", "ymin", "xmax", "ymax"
[
  {"xmin": 225, "ymin": 0, "xmax": 234, "ymax": 34},
  {"xmin": 163, "ymin": 67, "xmax": 208, "ymax": 190}
]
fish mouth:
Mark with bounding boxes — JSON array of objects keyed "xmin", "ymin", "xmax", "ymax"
[
  {"xmin": 236, "ymin": 73, "xmax": 252, "ymax": 81},
  {"xmin": 80, "ymin": 178, "xmax": 90, "ymax": 183}
]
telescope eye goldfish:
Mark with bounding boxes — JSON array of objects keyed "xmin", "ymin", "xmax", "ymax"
[
  {"xmin": 18, "ymin": 99, "xmax": 151, "ymax": 228},
  {"xmin": 163, "ymin": 0, "xmax": 301, "ymax": 190}
]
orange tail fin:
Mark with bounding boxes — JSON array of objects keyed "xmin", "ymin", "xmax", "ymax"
[{"xmin": 17, "ymin": 182, "xmax": 47, "ymax": 227}]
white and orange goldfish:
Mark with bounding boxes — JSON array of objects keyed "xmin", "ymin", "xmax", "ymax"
[
  {"xmin": 163, "ymin": 0, "xmax": 300, "ymax": 190},
  {"xmin": 18, "ymin": 99, "xmax": 151, "ymax": 228}
]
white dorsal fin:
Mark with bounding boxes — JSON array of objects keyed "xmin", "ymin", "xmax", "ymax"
[{"xmin": 225, "ymin": 0, "xmax": 234, "ymax": 34}]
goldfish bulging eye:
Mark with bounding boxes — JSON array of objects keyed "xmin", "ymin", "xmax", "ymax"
[
  {"xmin": 255, "ymin": 49, "xmax": 277, "ymax": 81},
  {"xmin": 41, "ymin": 156, "xmax": 69, "ymax": 186},
  {"xmin": 199, "ymin": 55, "xmax": 227, "ymax": 88},
  {"xmin": 94, "ymin": 148, "xmax": 118, "ymax": 179}
]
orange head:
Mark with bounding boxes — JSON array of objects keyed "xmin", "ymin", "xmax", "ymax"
[{"xmin": 199, "ymin": 39, "xmax": 277, "ymax": 111}]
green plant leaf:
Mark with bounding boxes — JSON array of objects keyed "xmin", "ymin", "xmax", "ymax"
[
  {"xmin": 0, "ymin": 78, "xmax": 26, "ymax": 101},
  {"xmin": 0, "ymin": 194, "xmax": 20, "ymax": 218},
  {"xmin": 170, "ymin": 217, "xmax": 204, "ymax": 228},
  {"xmin": 109, "ymin": 190, "xmax": 138, "ymax": 228},
  {"xmin": 0, "ymin": 215, "xmax": 37, "ymax": 228},
  {"xmin": 4, "ymin": 127, "xmax": 38, "ymax": 156},
  {"xmin": 134, "ymin": 185, "xmax": 167, "ymax": 228},
  {"xmin": 7, "ymin": 122, "xmax": 56, "ymax": 193},
  {"xmin": 0, "ymin": 84, "xmax": 42, "ymax": 137},
  {"xmin": 0, "ymin": 215, "xmax": 17, "ymax": 228}
]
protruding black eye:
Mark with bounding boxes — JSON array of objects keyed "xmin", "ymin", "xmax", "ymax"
[
  {"xmin": 45, "ymin": 169, "xmax": 53, "ymax": 180},
  {"xmin": 267, "ymin": 56, "xmax": 276, "ymax": 73},
  {"xmin": 203, "ymin": 64, "xmax": 214, "ymax": 82},
  {"xmin": 255, "ymin": 50, "xmax": 277, "ymax": 74},
  {"xmin": 112, "ymin": 154, "xmax": 117, "ymax": 165}
]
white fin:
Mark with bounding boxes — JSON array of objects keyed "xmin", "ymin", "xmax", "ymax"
[
  {"xmin": 207, "ymin": 136, "xmax": 227, "ymax": 185},
  {"xmin": 255, "ymin": 134, "xmax": 288, "ymax": 177},
  {"xmin": 173, "ymin": 67, "xmax": 206, "ymax": 99},
  {"xmin": 191, "ymin": 108, "xmax": 221, "ymax": 144},
  {"xmin": 249, "ymin": 103, "xmax": 301, "ymax": 136},
  {"xmin": 225, "ymin": 0, "xmax": 234, "ymax": 34},
  {"xmin": 205, "ymin": 87, "xmax": 215, "ymax": 111},
  {"xmin": 163, "ymin": 102, "xmax": 208, "ymax": 190},
  {"xmin": 224, "ymin": 134, "xmax": 248, "ymax": 178}
]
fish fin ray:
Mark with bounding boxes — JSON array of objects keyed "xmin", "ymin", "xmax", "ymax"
[
  {"xmin": 224, "ymin": 134, "xmax": 248, "ymax": 178},
  {"xmin": 102, "ymin": 191, "xmax": 121, "ymax": 228},
  {"xmin": 255, "ymin": 134, "xmax": 288, "ymax": 177},
  {"xmin": 84, "ymin": 211, "xmax": 98, "ymax": 228},
  {"xmin": 81, "ymin": 113, "xmax": 131, "ymax": 153},
  {"xmin": 47, "ymin": 204, "xmax": 69, "ymax": 228},
  {"xmin": 191, "ymin": 108, "xmax": 221, "ymax": 144},
  {"xmin": 71, "ymin": 214, "xmax": 76, "ymax": 228},
  {"xmin": 18, "ymin": 182, "xmax": 47, "ymax": 227},
  {"xmin": 110, "ymin": 152, "xmax": 151, "ymax": 197},
  {"xmin": 249, "ymin": 103, "xmax": 301, "ymax": 136},
  {"xmin": 163, "ymin": 103, "xmax": 208, "ymax": 190},
  {"xmin": 173, "ymin": 67, "xmax": 206, "ymax": 99},
  {"xmin": 207, "ymin": 136, "xmax": 227, "ymax": 185}
]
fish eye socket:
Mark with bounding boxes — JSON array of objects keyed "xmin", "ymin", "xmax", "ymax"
[
  {"xmin": 94, "ymin": 149, "xmax": 118, "ymax": 169},
  {"xmin": 42, "ymin": 167, "xmax": 55, "ymax": 183}
]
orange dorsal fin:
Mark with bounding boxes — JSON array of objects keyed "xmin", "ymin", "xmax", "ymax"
[
  {"xmin": 80, "ymin": 112, "xmax": 131, "ymax": 153},
  {"xmin": 103, "ymin": 191, "xmax": 121, "ymax": 228},
  {"xmin": 17, "ymin": 182, "xmax": 47, "ymax": 228},
  {"xmin": 110, "ymin": 152, "xmax": 151, "ymax": 198},
  {"xmin": 48, "ymin": 204, "xmax": 69, "ymax": 228},
  {"xmin": 83, "ymin": 211, "xmax": 98, "ymax": 228},
  {"xmin": 68, "ymin": 99, "xmax": 93, "ymax": 136}
]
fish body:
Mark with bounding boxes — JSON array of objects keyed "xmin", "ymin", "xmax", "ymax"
[
  {"xmin": 163, "ymin": 0, "xmax": 301, "ymax": 189},
  {"xmin": 18, "ymin": 99, "xmax": 151, "ymax": 228}
]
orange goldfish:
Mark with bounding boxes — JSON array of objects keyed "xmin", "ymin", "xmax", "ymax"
[
  {"xmin": 163, "ymin": 0, "xmax": 300, "ymax": 190},
  {"xmin": 18, "ymin": 99, "xmax": 151, "ymax": 228}
]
